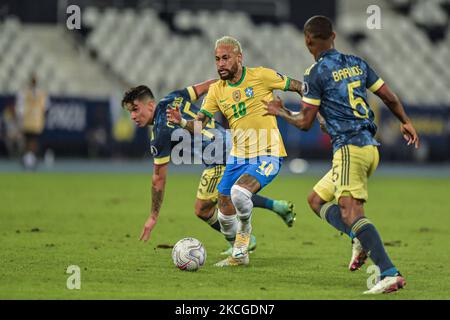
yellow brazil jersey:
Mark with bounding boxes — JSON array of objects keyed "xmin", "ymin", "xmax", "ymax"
[{"xmin": 200, "ymin": 66, "xmax": 289, "ymax": 158}]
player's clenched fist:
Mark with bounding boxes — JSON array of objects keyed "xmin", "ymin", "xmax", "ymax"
[{"xmin": 166, "ymin": 106, "xmax": 182, "ymax": 125}]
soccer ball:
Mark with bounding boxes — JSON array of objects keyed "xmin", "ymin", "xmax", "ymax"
[{"xmin": 171, "ymin": 237, "xmax": 206, "ymax": 271}]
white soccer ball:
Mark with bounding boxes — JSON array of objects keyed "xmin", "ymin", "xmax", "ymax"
[{"xmin": 172, "ymin": 237, "xmax": 206, "ymax": 271}]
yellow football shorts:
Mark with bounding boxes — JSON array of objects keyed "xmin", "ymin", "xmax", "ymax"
[
  {"xmin": 196, "ymin": 165, "xmax": 225, "ymax": 202},
  {"xmin": 313, "ymin": 145, "xmax": 379, "ymax": 202}
]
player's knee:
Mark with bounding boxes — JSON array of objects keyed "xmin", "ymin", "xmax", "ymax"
[
  {"xmin": 340, "ymin": 211, "xmax": 353, "ymax": 226},
  {"xmin": 230, "ymin": 185, "xmax": 253, "ymax": 214},
  {"xmin": 307, "ymin": 191, "xmax": 322, "ymax": 215},
  {"xmin": 194, "ymin": 201, "xmax": 214, "ymax": 219},
  {"xmin": 338, "ymin": 197, "xmax": 364, "ymax": 226},
  {"xmin": 218, "ymin": 195, "xmax": 235, "ymax": 215}
]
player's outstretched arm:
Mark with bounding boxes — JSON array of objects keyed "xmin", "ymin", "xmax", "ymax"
[
  {"xmin": 139, "ymin": 162, "xmax": 169, "ymax": 242},
  {"xmin": 286, "ymin": 78, "xmax": 303, "ymax": 96},
  {"xmin": 262, "ymin": 96, "xmax": 318, "ymax": 131},
  {"xmin": 192, "ymin": 79, "xmax": 218, "ymax": 98},
  {"xmin": 167, "ymin": 107, "xmax": 211, "ymax": 134},
  {"xmin": 374, "ymin": 84, "xmax": 420, "ymax": 148}
]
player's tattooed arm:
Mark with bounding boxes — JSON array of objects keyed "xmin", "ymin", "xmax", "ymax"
[
  {"xmin": 139, "ymin": 163, "xmax": 168, "ymax": 242},
  {"xmin": 262, "ymin": 96, "xmax": 318, "ymax": 131},
  {"xmin": 375, "ymin": 83, "xmax": 420, "ymax": 148},
  {"xmin": 151, "ymin": 187, "xmax": 164, "ymax": 215},
  {"xmin": 286, "ymin": 78, "xmax": 303, "ymax": 96},
  {"xmin": 151, "ymin": 163, "xmax": 168, "ymax": 216}
]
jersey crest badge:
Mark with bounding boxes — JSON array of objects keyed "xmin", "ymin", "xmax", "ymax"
[
  {"xmin": 302, "ymin": 82, "xmax": 309, "ymax": 95},
  {"xmin": 232, "ymin": 90, "xmax": 241, "ymax": 102}
]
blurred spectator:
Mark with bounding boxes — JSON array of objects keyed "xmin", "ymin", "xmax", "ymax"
[
  {"xmin": 16, "ymin": 74, "xmax": 49, "ymax": 170},
  {"xmin": 87, "ymin": 104, "xmax": 110, "ymax": 158},
  {"xmin": 1, "ymin": 103, "xmax": 24, "ymax": 158}
]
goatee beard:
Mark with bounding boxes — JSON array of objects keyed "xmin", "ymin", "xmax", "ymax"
[{"xmin": 219, "ymin": 72, "xmax": 234, "ymax": 80}]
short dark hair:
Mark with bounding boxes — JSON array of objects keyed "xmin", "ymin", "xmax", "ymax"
[
  {"xmin": 121, "ymin": 85, "xmax": 154, "ymax": 108},
  {"xmin": 304, "ymin": 16, "xmax": 333, "ymax": 40}
]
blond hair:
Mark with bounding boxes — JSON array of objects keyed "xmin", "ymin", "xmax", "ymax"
[{"xmin": 215, "ymin": 36, "xmax": 242, "ymax": 54}]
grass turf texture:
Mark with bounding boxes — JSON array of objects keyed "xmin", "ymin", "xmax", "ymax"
[{"xmin": 1, "ymin": 172, "xmax": 449, "ymax": 299}]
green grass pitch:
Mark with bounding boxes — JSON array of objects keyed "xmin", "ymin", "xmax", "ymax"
[{"xmin": 1, "ymin": 172, "xmax": 449, "ymax": 299}]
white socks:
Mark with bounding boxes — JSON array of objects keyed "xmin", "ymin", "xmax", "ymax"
[
  {"xmin": 217, "ymin": 209, "xmax": 237, "ymax": 243},
  {"xmin": 230, "ymin": 185, "xmax": 253, "ymax": 233}
]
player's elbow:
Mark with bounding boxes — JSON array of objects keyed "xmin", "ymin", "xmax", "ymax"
[
  {"xmin": 382, "ymin": 93, "xmax": 399, "ymax": 107},
  {"xmin": 377, "ymin": 85, "xmax": 400, "ymax": 107}
]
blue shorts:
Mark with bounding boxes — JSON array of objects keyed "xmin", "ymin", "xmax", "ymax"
[{"xmin": 217, "ymin": 156, "xmax": 284, "ymax": 196}]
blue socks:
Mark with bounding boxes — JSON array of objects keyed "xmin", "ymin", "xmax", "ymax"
[
  {"xmin": 209, "ymin": 220, "xmax": 221, "ymax": 232},
  {"xmin": 251, "ymin": 194, "xmax": 273, "ymax": 210},
  {"xmin": 351, "ymin": 217, "xmax": 398, "ymax": 276},
  {"xmin": 320, "ymin": 203, "xmax": 398, "ymax": 277}
]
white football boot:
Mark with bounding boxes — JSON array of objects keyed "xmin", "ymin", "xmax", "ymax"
[
  {"xmin": 364, "ymin": 274, "xmax": 406, "ymax": 294},
  {"xmin": 349, "ymin": 238, "xmax": 368, "ymax": 271},
  {"xmin": 215, "ymin": 228, "xmax": 251, "ymax": 267}
]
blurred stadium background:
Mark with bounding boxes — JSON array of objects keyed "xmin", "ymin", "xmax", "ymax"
[{"xmin": 0, "ymin": 0, "xmax": 449, "ymax": 169}]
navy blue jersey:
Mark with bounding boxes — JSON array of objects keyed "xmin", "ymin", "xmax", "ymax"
[
  {"xmin": 150, "ymin": 86, "xmax": 229, "ymax": 167},
  {"xmin": 302, "ymin": 49, "xmax": 384, "ymax": 153}
]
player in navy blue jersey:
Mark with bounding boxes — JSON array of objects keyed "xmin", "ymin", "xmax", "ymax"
[
  {"xmin": 121, "ymin": 80, "xmax": 296, "ymax": 255},
  {"xmin": 264, "ymin": 16, "xmax": 419, "ymax": 293}
]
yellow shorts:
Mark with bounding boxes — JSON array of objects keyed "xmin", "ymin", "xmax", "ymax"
[
  {"xmin": 313, "ymin": 145, "xmax": 379, "ymax": 202},
  {"xmin": 196, "ymin": 165, "xmax": 225, "ymax": 202}
]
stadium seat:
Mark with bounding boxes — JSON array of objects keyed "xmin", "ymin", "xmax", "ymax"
[{"xmin": 0, "ymin": 4, "xmax": 448, "ymax": 103}]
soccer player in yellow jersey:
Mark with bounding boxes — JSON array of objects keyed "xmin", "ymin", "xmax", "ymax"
[{"xmin": 167, "ymin": 36, "xmax": 303, "ymax": 266}]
